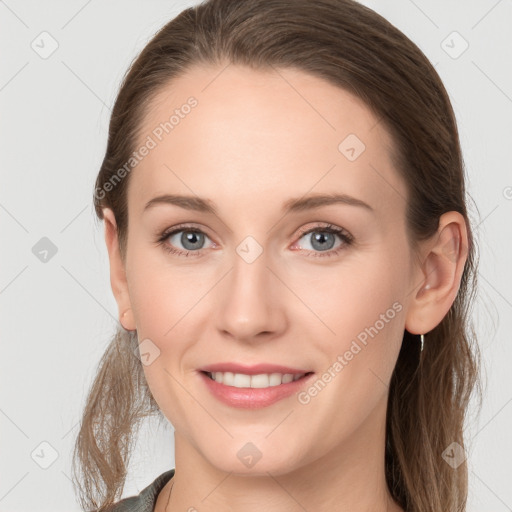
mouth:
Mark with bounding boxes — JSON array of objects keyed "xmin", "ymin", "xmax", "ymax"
[
  {"xmin": 201, "ymin": 370, "xmax": 314, "ymax": 388},
  {"xmin": 198, "ymin": 370, "xmax": 315, "ymax": 409}
]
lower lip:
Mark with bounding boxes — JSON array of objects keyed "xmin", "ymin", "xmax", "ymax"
[{"xmin": 198, "ymin": 371, "xmax": 315, "ymax": 409}]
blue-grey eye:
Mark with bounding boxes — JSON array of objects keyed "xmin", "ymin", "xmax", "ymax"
[
  {"xmin": 169, "ymin": 230, "xmax": 207, "ymax": 251},
  {"xmin": 298, "ymin": 230, "xmax": 340, "ymax": 252}
]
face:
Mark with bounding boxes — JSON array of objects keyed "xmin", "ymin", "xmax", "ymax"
[{"xmin": 113, "ymin": 64, "xmax": 418, "ymax": 475}]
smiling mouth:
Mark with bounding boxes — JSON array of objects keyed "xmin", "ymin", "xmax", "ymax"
[{"xmin": 201, "ymin": 370, "xmax": 314, "ymax": 389}]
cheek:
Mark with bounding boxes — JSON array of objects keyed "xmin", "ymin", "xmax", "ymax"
[
  {"xmin": 127, "ymin": 248, "xmax": 209, "ymax": 338},
  {"xmin": 291, "ymin": 251, "xmax": 402, "ymax": 330},
  {"xmin": 297, "ymin": 250, "xmax": 406, "ymax": 378},
  {"xmin": 301, "ymin": 270, "xmax": 405, "ymax": 440}
]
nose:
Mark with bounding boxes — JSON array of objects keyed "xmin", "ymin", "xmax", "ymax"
[{"xmin": 214, "ymin": 245, "xmax": 287, "ymax": 344}]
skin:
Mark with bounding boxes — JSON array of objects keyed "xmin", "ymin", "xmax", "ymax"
[{"xmin": 103, "ymin": 63, "xmax": 468, "ymax": 512}]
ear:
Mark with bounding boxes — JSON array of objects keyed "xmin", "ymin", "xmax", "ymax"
[
  {"xmin": 102, "ymin": 207, "xmax": 136, "ymax": 331},
  {"xmin": 405, "ymin": 211, "xmax": 469, "ymax": 336}
]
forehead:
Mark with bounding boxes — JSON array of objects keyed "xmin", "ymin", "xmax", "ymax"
[{"xmin": 128, "ymin": 64, "xmax": 407, "ymax": 221}]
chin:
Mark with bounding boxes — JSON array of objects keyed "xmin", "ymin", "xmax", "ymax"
[{"xmin": 202, "ymin": 443, "xmax": 306, "ymax": 477}]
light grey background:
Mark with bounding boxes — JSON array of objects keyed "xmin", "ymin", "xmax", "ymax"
[{"xmin": 1, "ymin": 1, "xmax": 511, "ymax": 511}]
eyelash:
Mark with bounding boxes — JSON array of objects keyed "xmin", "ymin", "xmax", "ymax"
[{"xmin": 156, "ymin": 223, "xmax": 354, "ymax": 259}]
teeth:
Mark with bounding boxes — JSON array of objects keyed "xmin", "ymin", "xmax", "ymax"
[{"xmin": 209, "ymin": 371, "xmax": 306, "ymax": 388}]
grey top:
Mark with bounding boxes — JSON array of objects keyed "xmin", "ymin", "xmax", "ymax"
[{"xmin": 104, "ymin": 469, "xmax": 175, "ymax": 512}]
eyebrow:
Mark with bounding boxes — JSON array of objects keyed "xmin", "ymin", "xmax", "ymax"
[{"xmin": 143, "ymin": 193, "xmax": 374, "ymax": 215}]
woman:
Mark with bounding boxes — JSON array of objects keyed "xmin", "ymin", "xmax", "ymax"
[{"xmin": 72, "ymin": 0, "xmax": 482, "ymax": 510}]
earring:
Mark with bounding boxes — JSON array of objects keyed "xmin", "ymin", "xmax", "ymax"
[{"xmin": 420, "ymin": 333, "xmax": 425, "ymax": 352}]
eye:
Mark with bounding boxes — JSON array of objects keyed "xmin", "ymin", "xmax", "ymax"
[
  {"xmin": 156, "ymin": 224, "xmax": 215, "ymax": 257},
  {"xmin": 291, "ymin": 223, "xmax": 354, "ymax": 258}
]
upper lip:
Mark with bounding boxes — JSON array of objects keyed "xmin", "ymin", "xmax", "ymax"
[{"xmin": 199, "ymin": 362, "xmax": 313, "ymax": 375}]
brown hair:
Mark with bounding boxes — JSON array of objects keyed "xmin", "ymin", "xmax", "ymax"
[{"xmin": 72, "ymin": 1, "xmax": 483, "ymax": 510}]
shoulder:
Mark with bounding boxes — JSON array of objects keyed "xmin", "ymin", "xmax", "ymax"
[{"xmin": 97, "ymin": 469, "xmax": 175, "ymax": 512}]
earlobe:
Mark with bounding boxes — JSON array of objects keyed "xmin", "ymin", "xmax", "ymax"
[
  {"xmin": 120, "ymin": 309, "xmax": 135, "ymax": 332},
  {"xmin": 102, "ymin": 208, "xmax": 136, "ymax": 331},
  {"xmin": 405, "ymin": 211, "xmax": 468, "ymax": 336}
]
